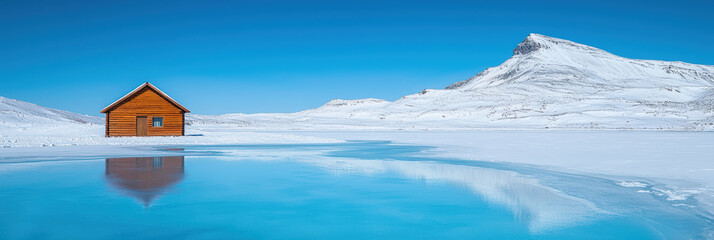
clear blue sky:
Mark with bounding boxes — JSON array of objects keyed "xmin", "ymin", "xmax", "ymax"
[{"xmin": 1, "ymin": 0, "xmax": 713, "ymax": 116}]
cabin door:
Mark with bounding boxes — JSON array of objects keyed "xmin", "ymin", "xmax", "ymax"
[{"xmin": 136, "ymin": 116, "xmax": 148, "ymax": 136}]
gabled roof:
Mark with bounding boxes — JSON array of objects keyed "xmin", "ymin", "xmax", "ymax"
[{"xmin": 100, "ymin": 82, "xmax": 190, "ymax": 113}]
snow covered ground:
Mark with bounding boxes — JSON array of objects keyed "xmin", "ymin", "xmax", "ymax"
[
  {"xmin": 0, "ymin": 97, "xmax": 340, "ymax": 148},
  {"xmin": 0, "ymin": 123, "xmax": 340, "ymax": 148}
]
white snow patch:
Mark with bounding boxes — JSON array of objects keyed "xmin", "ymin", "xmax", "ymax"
[{"xmin": 617, "ymin": 181, "xmax": 648, "ymax": 188}]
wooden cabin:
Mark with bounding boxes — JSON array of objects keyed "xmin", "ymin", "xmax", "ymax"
[{"xmin": 101, "ymin": 82, "xmax": 190, "ymax": 137}]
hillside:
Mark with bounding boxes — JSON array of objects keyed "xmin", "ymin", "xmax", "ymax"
[
  {"xmin": 190, "ymin": 34, "xmax": 714, "ymax": 130},
  {"xmin": 0, "ymin": 96, "xmax": 103, "ymax": 125}
]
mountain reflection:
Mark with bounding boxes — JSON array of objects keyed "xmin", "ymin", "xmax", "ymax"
[
  {"xmin": 207, "ymin": 147, "xmax": 603, "ymax": 232},
  {"xmin": 105, "ymin": 156, "xmax": 185, "ymax": 207}
]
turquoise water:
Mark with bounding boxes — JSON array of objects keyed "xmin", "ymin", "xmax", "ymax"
[{"xmin": 0, "ymin": 141, "xmax": 711, "ymax": 239}]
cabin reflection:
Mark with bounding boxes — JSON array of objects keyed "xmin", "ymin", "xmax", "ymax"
[{"xmin": 105, "ymin": 156, "xmax": 185, "ymax": 207}]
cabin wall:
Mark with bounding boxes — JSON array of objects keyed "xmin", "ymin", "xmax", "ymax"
[{"xmin": 105, "ymin": 88, "xmax": 185, "ymax": 137}]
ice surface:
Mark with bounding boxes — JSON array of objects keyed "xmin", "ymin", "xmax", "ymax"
[
  {"xmin": 275, "ymin": 130, "xmax": 714, "ymax": 219},
  {"xmin": 2, "ymin": 142, "xmax": 711, "ymax": 239}
]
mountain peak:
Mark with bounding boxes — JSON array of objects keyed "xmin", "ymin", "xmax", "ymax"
[
  {"xmin": 513, "ymin": 33, "xmax": 550, "ymax": 55},
  {"xmin": 447, "ymin": 34, "xmax": 714, "ymax": 91},
  {"xmin": 513, "ymin": 33, "xmax": 607, "ymax": 56}
]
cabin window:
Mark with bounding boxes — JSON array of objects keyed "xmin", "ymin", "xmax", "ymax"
[{"xmin": 152, "ymin": 117, "xmax": 164, "ymax": 127}]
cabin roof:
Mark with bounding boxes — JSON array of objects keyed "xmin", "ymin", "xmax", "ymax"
[{"xmin": 100, "ymin": 82, "xmax": 190, "ymax": 113}]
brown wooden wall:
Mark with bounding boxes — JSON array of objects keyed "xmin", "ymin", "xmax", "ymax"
[{"xmin": 105, "ymin": 88, "xmax": 185, "ymax": 137}]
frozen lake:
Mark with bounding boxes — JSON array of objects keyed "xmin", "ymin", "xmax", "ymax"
[{"xmin": 0, "ymin": 141, "xmax": 712, "ymax": 239}]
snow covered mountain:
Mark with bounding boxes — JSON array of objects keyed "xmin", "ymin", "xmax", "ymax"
[
  {"xmin": 190, "ymin": 33, "xmax": 714, "ymax": 130},
  {"xmin": 3, "ymin": 34, "xmax": 713, "ymax": 130},
  {"xmin": 0, "ymin": 96, "xmax": 102, "ymax": 125}
]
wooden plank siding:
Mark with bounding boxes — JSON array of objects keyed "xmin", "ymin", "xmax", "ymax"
[
  {"xmin": 105, "ymin": 112, "xmax": 110, "ymax": 137},
  {"xmin": 104, "ymin": 87, "xmax": 186, "ymax": 137}
]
